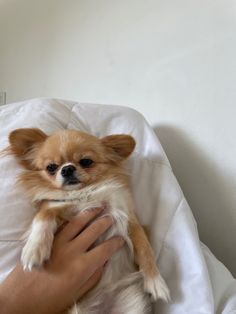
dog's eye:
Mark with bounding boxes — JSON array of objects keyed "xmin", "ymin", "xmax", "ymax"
[
  {"xmin": 46, "ymin": 163, "xmax": 59, "ymax": 175},
  {"xmin": 79, "ymin": 158, "xmax": 93, "ymax": 168}
]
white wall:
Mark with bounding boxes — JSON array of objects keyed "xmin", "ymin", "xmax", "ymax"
[{"xmin": 1, "ymin": 0, "xmax": 236, "ymax": 276}]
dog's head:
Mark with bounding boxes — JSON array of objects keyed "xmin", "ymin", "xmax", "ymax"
[{"xmin": 8, "ymin": 128, "xmax": 135, "ymax": 193}]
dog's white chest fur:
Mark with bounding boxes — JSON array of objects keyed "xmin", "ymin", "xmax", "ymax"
[{"xmin": 48, "ymin": 179, "xmax": 133, "ymax": 246}]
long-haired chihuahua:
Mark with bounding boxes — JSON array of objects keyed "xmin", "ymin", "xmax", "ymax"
[{"xmin": 6, "ymin": 128, "xmax": 169, "ymax": 313}]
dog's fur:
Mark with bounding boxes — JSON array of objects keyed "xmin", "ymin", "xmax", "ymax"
[{"xmin": 6, "ymin": 128, "xmax": 170, "ymax": 313}]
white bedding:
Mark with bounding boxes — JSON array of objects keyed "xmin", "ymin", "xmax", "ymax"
[{"xmin": 0, "ymin": 98, "xmax": 235, "ymax": 313}]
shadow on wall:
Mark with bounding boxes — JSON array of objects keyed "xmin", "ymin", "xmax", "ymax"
[{"xmin": 153, "ymin": 125, "xmax": 236, "ymax": 277}]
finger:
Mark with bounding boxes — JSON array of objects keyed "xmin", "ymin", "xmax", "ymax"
[
  {"xmin": 85, "ymin": 236, "xmax": 124, "ymax": 273},
  {"xmin": 72, "ymin": 216, "xmax": 113, "ymax": 252},
  {"xmin": 76, "ymin": 267, "xmax": 103, "ymax": 300},
  {"xmin": 54, "ymin": 207, "xmax": 104, "ymax": 246}
]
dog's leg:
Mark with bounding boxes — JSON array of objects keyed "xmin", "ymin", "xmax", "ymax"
[
  {"xmin": 21, "ymin": 205, "xmax": 71, "ymax": 271},
  {"xmin": 128, "ymin": 213, "xmax": 170, "ymax": 302}
]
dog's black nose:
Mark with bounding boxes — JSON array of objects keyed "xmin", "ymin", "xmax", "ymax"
[{"xmin": 61, "ymin": 165, "xmax": 76, "ymax": 178}]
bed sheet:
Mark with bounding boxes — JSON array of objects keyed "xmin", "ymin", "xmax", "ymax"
[{"xmin": 0, "ymin": 98, "xmax": 235, "ymax": 313}]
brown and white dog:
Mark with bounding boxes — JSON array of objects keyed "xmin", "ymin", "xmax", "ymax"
[{"xmin": 6, "ymin": 128, "xmax": 169, "ymax": 313}]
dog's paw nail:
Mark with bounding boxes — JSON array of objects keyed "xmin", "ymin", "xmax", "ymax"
[{"xmin": 144, "ymin": 275, "xmax": 170, "ymax": 302}]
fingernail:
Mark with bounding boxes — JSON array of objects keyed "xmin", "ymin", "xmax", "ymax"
[
  {"xmin": 94, "ymin": 207, "xmax": 104, "ymax": 212},
  {"xmin": 86, "ymin": 207, "xmax": 103, "ymax": 213},
  {"xmin": 98, "ymin": 215, "xmax": 113, "ymax": 223}
]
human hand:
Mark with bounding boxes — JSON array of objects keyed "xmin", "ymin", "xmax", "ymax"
[{"xmin": 0, "ymin": 208, "xmax": 124, "ymax": 314}]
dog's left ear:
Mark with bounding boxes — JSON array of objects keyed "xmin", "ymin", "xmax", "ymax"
[
  {"xmin": 101, "ymin": 134, "xmax": 136, "ymax": 162},
  {"xmin": 8, "ymin": 128, "xmax": 47, "ymax": 169}
]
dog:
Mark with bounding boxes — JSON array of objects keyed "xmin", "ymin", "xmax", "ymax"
[{"xmin": 6, "ymin": 128, "xmax": 170, "ymax": 313}]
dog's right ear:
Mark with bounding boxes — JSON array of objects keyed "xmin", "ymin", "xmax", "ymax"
[{"xmin": 8, "ymin": 128, "xmax": 47, "ymax": 169}]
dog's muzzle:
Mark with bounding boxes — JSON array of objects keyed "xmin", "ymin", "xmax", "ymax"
[{"xmin": 61, "ymin": 165, "xmax": 80, "ymax": 185}]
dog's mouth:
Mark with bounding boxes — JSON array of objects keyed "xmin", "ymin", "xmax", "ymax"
[
  {"xmin": 64, "ymin": 177, "xmax": 80, "ymax": 186},
  {"xmin": 62, "ymin": 179, "xmax": 82, "ymax": 191}
]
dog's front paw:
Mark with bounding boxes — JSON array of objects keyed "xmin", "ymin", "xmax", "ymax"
[
  {"xmin": 144, "ymin": 274, "xmax": 170, "ymax": 302},
  {"xmin": 21, "ymin": 239, "xmax": 52, "ymax": 271}
]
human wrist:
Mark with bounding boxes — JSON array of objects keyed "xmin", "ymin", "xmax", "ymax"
[
  {"xmin": 0, "ymin": 284, "xmax": 16, "ymax": 314},
  {"xmin": 0, "ymin": 266, "xmax": 52, "ymax": 314}
]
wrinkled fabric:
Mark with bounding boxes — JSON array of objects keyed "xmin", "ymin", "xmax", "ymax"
[{"xmin": 0, "ymin": 98, "xmax": 235, "ymax": 313}]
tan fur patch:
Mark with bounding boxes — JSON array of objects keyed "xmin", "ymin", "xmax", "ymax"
[
  {"xmin": 36, "ymin": 203, "xmax": 74, "ymax": 224},
  {"xmin": 129, "ymin": 218, "xmax": 160, "ymax": 278}
]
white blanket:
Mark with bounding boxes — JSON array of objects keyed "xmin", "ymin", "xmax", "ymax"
[{"xmin": 0, "ymin": 98, "xmax": 235, "ymax": 313}]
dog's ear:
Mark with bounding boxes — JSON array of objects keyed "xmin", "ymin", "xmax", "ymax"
[
  {"xmin": 101, "ymin": 134, "xmax": 136, "ymax": 162},
  {"xmin": 9, "ymin": 128, "xmax": 47, "ymax": 169}
]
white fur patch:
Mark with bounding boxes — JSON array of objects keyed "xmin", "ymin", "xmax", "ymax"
[
  {"xmin": 55, "ymin": 164, "xmax": 65, "ymax": 188},
  {"xmin": 33, "ymin": 179, "xmax": 124, "ymax": 203},
  {"xmin": 144, "ymin": 274, "xmax": 170, "ymax": 302},
  {"xmin": 67, "ymin": 305, "xmax": 81, "ymax": 314},
  {"xmin": 21, "ymin": 219, "xmax": 57, "ymax": 271},
  {"xmin": 112, "ymin": 283, "xmax": 150, "ymax": 314}
]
